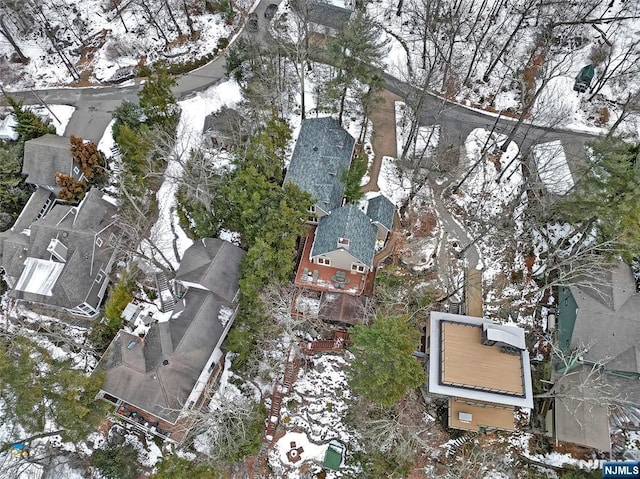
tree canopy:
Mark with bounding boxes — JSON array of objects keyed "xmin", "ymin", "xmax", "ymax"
[
  {"xmin": 0, "ymin": 334, "xmax": 108, "ymax": 444},
  {"xmin": 6, "ymin": 96, "xmax": 56, "ymax": 143},
  {"xmin": 348, "ymin": 315, "xmax": 426, "ymax": 407},
  {"xmin": 555, "ymin": 137, "xmax": 640, "ymax": 260}
]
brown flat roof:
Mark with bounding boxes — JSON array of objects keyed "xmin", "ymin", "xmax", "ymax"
[
  {"xmin": 448, "ymin": 397, "xmax": 515, "ymax": 431},
  {"xmin": 441, "ymin": 321, "xmax": 524, "ymax": 396}
]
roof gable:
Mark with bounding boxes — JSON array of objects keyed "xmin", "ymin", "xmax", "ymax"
[
  {"xmin": 366, "ymin": 194, "xmax": 395, "ymax": 231},
  {"xmin": 175, "ymin": 238, "xmax": 244, "ymax": 302},
  {"xmin": 284, "ymin": 117, "xmax": 354, "ymax": 213},
  {"xmin": 22, "ymin": 134, "xmax": 76, "ymax": 189},
  {"xmin": 311, "ymin": 205, "xmax": 377, "ymax": 268}
]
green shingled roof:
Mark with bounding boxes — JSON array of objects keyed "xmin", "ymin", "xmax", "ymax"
[
  {"xmin": 311, "ymin": 205, "xmax": 377, "ymax": 268},
  {"xmin": 366, "ymin": 194, "xmax": 395, "ymax": 232},
  {"xmin": 284, "ymin": 117, "xmax": 355, "ymax": 214}
]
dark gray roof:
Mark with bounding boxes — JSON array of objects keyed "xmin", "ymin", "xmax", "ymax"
[
  {"xmin": 553, "ymin": 368, "xmax": 612, "ymax": 452},
  {"xmin": 98, "ymin": 240, "xmax": 245, "ymax": 424},
  {"xmin": 366, "ymin": 195, "xmax": 395, "ymax": 232},
  {"xmin": 202, "ymin": 107, "xmax": 242, "ymax": 134},
  {"xmin": 6, "ymin": 188, "xmax": 119, "ymax": 312},
  {"xmin": 175, "ymin": 238, "xmax": 245, "ymax": 302},
  {"xmin": 569, "ymin": 262, "xmax": 640, "ymax": 371},
  {"xmin": 9, "ymin": 187, "xmax": 55, "ymax": 233},
  {"xmin": 284, "ymin": 117, "xmax": 354, "ymax": 214},
  {"xmin": 299, "ymin": 1, "xmax": 353, "ymax": 32},
  {"xmin": 22, "ymin": 134, "xmax": 78, "ymax": 189},
  {"xmin": 311, "ymin": 204, "xmax": 377, "ymax": 268}
]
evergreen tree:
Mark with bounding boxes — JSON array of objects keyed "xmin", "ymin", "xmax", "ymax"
[
  {"xmin": 112, "ymin": 100, "xmax": 145, "ymax": 140},
  {"xmin": 6, "ymin": 96, "xmax": 56, "ymax": 143},
  {"xmin": 92, "ymin": 440, "xmax": 141, "ymax": 479},
  {"xmin": 341, "ymin": 150, "xmax": 368, "ymax": 203},
  {"xmin": 0, "ymin": 335, "xmax": 108, "ymax": 443},
  {"xmin": 55, "ymin": 172, "xmax": 88, "ymax": 203},
  {"xmin": 325, "ymin": 12, "xmax": 388, "ymax": 124},
  {"xmin": 0, "ymin": 143, "xmax": 32, "ymax": 231},
  {"xmin": 138, "ymin": 68, "xmax": 180, "ymax": 133},
  {"xmin": 349, "ymin": 315, "xmax": 426, "ymax": 407},
  {"xmin": 70, "ymin": 135, "xmax": 107, "ymax": 181},
  {"xmin": 150, "ymin": 456, "xmax": 220, "ymax": 479},
  {"xmin": 555, "ymin": 137, "xmax": 640, "ymax": 260}
]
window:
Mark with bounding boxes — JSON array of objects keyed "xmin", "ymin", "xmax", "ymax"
[
  {"xmin": 351, "ymin": 263, "xmax": 366, "ymax": 273},
  {"xmin": 95, "ymin": 237, "xmax": 103, "ymax": 247},
  {"xmin": 95, "ymin": 273, "xmax": 104, "ymax": 283},
  {"xmin": 308, "ymin": 205, "xmax": 316, "ymax": 213},
  {"xmin": 73, "ymin": 166, "xmax": 80, "ymax": 175},
  {"xmin": 317, "ymin": 257, "xmax": 331, "ymax": 266},
  {"xmin": 337, "ymin": 237, "xmax": 350, "ymax": 248}
]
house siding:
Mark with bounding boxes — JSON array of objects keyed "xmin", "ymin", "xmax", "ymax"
[{"xmin": 313, "ymin": 249, "xmax": 368, "ymax": 272}]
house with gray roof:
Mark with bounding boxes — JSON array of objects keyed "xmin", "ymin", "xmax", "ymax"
[
  {"xmin": 554, "ymin": 261, "xmax": 640, "ymax": 453},
  {"xmin": 284, "ymin": 117, "xmax": 355, "ymax": 219},
  {"xmin": 311, "ymin": 204, "xmax": 377, "ymax": 273},
  {"xmin": 202, "ymin": 107, "xmax": 243, "ymax": 149},
  {"xmin": 0, "ymin": 188, "xmax": 119, "ymax": 317},
  {"xmin": 365, "ymin": 194, "xmax": 395, "ymax": 242},
  {"xmin": 292, "ymin": 0, "xmax": 354, "ymax": 36},
  {"xmin": 22, "ymin": 134, "xmax": 84, "ymax": 194},
  {"xmin": 96, "ymin": 238, "xmax": 245, "ymax": 441}
]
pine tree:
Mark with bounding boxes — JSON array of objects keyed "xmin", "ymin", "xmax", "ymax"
[
  {"xmin": 555, "ymin": 137, "xmax": 640, "ymax": 260},
  {"xmin": 0, "ymin": 143, "xmax": 33, "ymax": 230},
  {"xmin": 6, "ymin": 95, "xmax": 56, "ymax": 143},
  {"xmin": 349, "ymin": 315, "xmax": 426, "ymax": 407},
  {"xmin": 325, "ymin": 12, "xmax": 388, "ymax": 124},
  {"xmin": 70, "ymin": 135, "xmax": 107, "ymax": 181},
  {"xmin": 341, "ymin": 150, "xmax": 368, "ymax": 203},
  {"xmin": 55, "ymin": 172, "xmax": 87, "ymax": 203},
  {"xmin": 138, "ymin": 68, "xmax": 180, "ymax": 133},
  {"xmin": 0, "ymin": 334, "xmax": 109, "ymax": 444}
]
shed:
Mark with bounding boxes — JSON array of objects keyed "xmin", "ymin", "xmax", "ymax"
[
  {"xmin": 573, "ymin": 65, "xmax": 595, "ymax": 93},
  {"xmin": 323, "ymin": 440, "xmax": 345, "ymax": 471}
]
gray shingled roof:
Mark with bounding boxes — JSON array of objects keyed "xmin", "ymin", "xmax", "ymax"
[
  {"xmin": 175, "ymin": 238, "xmax": 244, "ymax": 302},
  {"xmin": 301, "ymin": 1, "xmax": 353, "ymax": 32},
  {"xmin": 98, "ymin": 240, "xmax": 244, "ymax": 424},
  {"xmin": 284, "ymin": 117, "xmax": 354, "ymax": 214},
  {"xmin": 569, "ymin": 262, "xmax": 639, "ymax": 371},
  {"xmin": 366, "ymin": 194, "xmax": 395, "ymax": 232},
  {"xmin": 22, "ymin": 134, "xmax": 77, "ymax": 190},
  {"xmin": 311, "ymin": 204, "xmax": 377, "ymax": 268},
  {"xmin": 6, "ymin": 188, "xmax": 119, "ymax": 312}
]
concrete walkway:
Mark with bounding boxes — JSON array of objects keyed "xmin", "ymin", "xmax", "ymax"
[{"xmin": 362, "ymin": 89, "xmax": 402, "ymax": 193}]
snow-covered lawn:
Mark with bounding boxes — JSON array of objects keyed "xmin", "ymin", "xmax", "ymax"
[
  {"xmin": 531, "ymin": 141, "xmax": 574, "ymax": 195},
  {"xmin": 146, "ymin": 79, "xmax": 242, "ymax": 269},
  {"xmin": 269, "ymin": 353, "xmax": 360, "ymax": 478}
]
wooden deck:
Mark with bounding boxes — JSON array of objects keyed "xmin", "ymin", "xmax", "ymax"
[
  {"xmin": 294, "ymin": 228, "xmax": 368, "ymax": 296},
  {"xmin": 301, "ymin": 331, "xmax": 352, "ymax": 355},
  {"xmin": 448, "ymin": 397, "xmax": 515, "ymax": 431},
  {"xmin": 441, "ymin": 321, "xmax": 524, "ymax": 396}
]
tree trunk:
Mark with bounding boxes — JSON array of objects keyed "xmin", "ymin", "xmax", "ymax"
[
  {"xmin": 164, "ymin": 0, "xmax": 183, "ymax": 36},
  {"xmin": 0, "ymin": 15, "xmax": 28, "ymax": 63},
  {"xmin": 482, "ymin": 11, "xmax": 527, "ymax": 82}
]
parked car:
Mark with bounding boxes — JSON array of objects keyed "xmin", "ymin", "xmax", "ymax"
[
  {"xmin": 247, "ymin": 12, "xmax": 259, "ymax": 32},
  {"xmin": 265, "ymin": 3, "xmax": 278, "ymax": 19}
]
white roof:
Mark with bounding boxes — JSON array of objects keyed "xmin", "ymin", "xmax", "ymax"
[
  {"xmin": 483, "ymin": 323, "xmax": 526, "ymax": 349},
  {"xmin": 14, "ymin": 258, "xmax": 64, "ymax": 296}
]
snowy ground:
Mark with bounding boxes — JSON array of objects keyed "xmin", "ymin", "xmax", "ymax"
[
  {"xmin": 0, "ymin": 0, "xmax": 252, "ymax": 89},
  {"xmin": 0, "ymin": 104, "xmax": 75, "ymax": 140},
  {"xmin": 268, "ymin": 353, "xmax": 361, "ymax": 478}
]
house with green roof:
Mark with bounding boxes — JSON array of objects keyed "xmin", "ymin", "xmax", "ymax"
[{"xmin": 284, "ymin": 117, "xmax": 355, "ymax": 220}]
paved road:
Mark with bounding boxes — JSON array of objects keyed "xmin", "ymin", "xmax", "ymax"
[{"xmin": 5, "ymin": 5, "xmax": 599, "ymax": 155}]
